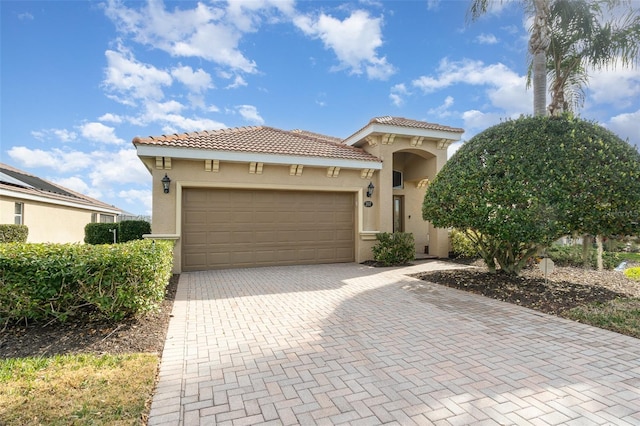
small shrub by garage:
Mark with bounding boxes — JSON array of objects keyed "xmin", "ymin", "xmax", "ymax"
[
  {"xmin": 372, "ymin": 232, "xmax": 415, "ymax": 266},
  {"xmin": 0, "ymin": 224, "xmax": 28, "ymax": 243},
  {"xmin": 0, "ymin": 239, "xmax": 173, "ymax": 323}
]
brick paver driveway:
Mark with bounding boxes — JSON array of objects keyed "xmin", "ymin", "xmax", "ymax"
[{"xmin": 148, "ymin": 261, "xmax": 640, "ymax": 425}]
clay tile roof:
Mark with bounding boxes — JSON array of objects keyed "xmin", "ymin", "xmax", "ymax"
[
  {"xmin": 366, "ymin": 116, "xmax": 464, "ymax": 133},
  {"xmin": 133, "ymin": 126, "xmax": 381, "ymax": 163}
]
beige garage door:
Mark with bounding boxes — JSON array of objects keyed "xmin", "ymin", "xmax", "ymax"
[{"xmin": 182, "ymin": 188, "xmax": 355, "ymax": 271}]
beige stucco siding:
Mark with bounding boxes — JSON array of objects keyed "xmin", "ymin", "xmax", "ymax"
[
  {"xmin": 147, "ymin": 158, "xmax": 379, "ymax": 273},
  {"xmin": 0, "ymin": 196, "xmax": 97, "ymax": 243},
  {"xmin": 360, "ymin": 136, "xmax": 450, "ymax": 258}
]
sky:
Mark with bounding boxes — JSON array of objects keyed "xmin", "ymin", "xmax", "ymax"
[{"xmin": 1, "ymin": 0, "xmax": 639, "ymax": 216}]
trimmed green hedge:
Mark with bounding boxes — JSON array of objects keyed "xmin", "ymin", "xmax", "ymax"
[
  {"xmin": 372, "ymin": 232, "xmax": 415, "ymax": 266},
  {"xmin": 0, "ymin": 224, "xmax": 28, "ymax": 243},
  {"xmin": 84, "ymin": 220, "xmax": 151, "ymax": 244},
  {"xmin": 0, "ymin": 239, "xmax": 173, "ymax": 323},
  {"xmin": 118, "ymin": 220, "xmax": 151, "ymax": 243}
]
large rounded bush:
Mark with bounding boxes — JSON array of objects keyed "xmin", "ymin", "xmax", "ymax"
[{"xmin": 423, "ymin": 114, "xmax": 640, "ymax": 274}]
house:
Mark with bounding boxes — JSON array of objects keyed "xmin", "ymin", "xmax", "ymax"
[
  {"xmin": 0, "ymin": 163, "xmax": 121, "ymax": 243},
  {"xmin": 133, "ymin": 116, "xmax": 464, "ymax": 273}
]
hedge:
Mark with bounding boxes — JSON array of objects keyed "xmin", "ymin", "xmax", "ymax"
[
  {"xmin": 0, "ymin": 239, "xmax": 174, "ymax": 323},
  {"xmin": 0, "ymin": 224, "xmax": 28, "ymax": 243},
  {"xmin": 84, "ymin": 220, "xmax": 151, "ymax": 244}
]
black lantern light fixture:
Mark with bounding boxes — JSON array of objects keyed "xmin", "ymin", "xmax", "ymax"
[
  {"xmin": 161, "ymin": 173, "xmax": 171, "ymax": 194},
  {"xmin": 366, "ymin": 181, "xmax": 375, "ymax": 198}
]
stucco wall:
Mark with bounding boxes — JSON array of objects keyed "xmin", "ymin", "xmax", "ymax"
[
  {"xmin": 0, "ymin": 196, "xmax": 95, "ymax": 243},
  {"xmin": 361, "ymin": 136, "xmax": 450, "ymax": 258},
  {"xmin": 148, "ymin": 158, "xmax": 380, "ymax": 273},
  {"xmin": 145, "ymin": 132, "xmax": 452, "ymax": 272}
]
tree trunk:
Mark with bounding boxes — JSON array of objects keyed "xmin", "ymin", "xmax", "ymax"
[
  {"xmin": 529, "ymin": 0, "xmax": 551, "ymax": 116},
  {"xmin": 596, "ymin": 234, "xmax": 604, "ymax": 271},
  {"xmin": 582, "ymin": 235, "xmax": 591, "ymax": 268}
]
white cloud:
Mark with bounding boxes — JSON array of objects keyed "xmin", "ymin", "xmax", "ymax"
[
  {"xmin": 103, "ymin": 0, "xmax": 258, "ymax": 73},
  {"xmin": 475, "ymin": 33, "xmax": 498, "ymax": 44},
  {"xmin": 54, "ymin": 176, "xmax": 103, "ymax": 199},
  {"xmin": 171, "ymin": 65, "xmax": 213, "ymax": 93},
  {"xmin": 159, "ymin": 116, "xmax": 226, "ymax": 134},
  {"xmin": 428, "ymin": 96, "xmax": 455, "ymax": 117},
  {"xmin": 98, "ymin": 113, "xmax": 123, "ymax": 123},
  {"xmin": 31, "ymin": 128, "xmax": 77, "ymax": 142},
  {"xmin": 7, "ymin": 147, "xmax": 93, "ymax": 172},
  {"xmin": 103, "ymin": 48, "xmax": 172, "ymax": 104},
  {"xmin": 607, "ymin": 109, "xmax": 640, "ymax": 147},
  {"xmin": 236, "ymin": 105, "xmax": 265, "ymax": 125},
  {"xmin": 79, "ymin": 122, "xmax": 125, "ymax": 145},
  {"xmin": 118, "ymin": 188, "xmax": 153, "ymax": 215},
  {"xmin": 389, "ymin": 83, "xmax": 408, "ymax": 107},
  {"xmin": 461, "ymin": 109, "xmax": 506, "ymax": 134},
  {"xmin": 18, "ymin": 12, "xmax": 34, "ymax": 20},
  {"xmin": 225, "ymin": 0, "xmax": 296, "ymax": 31},
  {"xmin": 586, "ymin": 66, "xmax": 640, "ymax": 108},
  {"xmin": 226, "ymin": 75, "xmax": 248, "ymax": 89},
  {"xmin": 413, "ymin": 58, "xmax": 531, "ymax": 115},
  {"xmin": 87, "ymin": 148, "xmax": 149, "ymax": 188},
  {"xmin": 294, "ymin": 10, "xmax": 395, "ymax": 80}
]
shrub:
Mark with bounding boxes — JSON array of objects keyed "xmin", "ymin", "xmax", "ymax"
[
  {"xmin": 0, "ymin": 239, "xmax": 174, "ymax": 323},
  {"xmin": 422, "ymin": 114, "xmax": 640, "ymax": 275},
  {"xmin": 84, "ymin": 220, "xmax": 151, "ymax": 244},
  {"xmin": 372, "ymin": 232, "xmax": 415, "ymax": 266},
  {"xmin": 450, "ymin": 229, "xmax": 479, "ymax": 258},
  {"xmin": 85, "ymin": 223, "xmax": 117, "ymax": 244},
  {"xmin": 625, "ymin": 267, "xmax": 640, "ymax": 281},
  {"xmin": 546, "ymin": 244, "xmax": 621, "ymax": 270},
  {"xmin": 0, "ymin": 224, "xmax": 28, "ymax": 243},
  {"xmin": 118, "ymin": 220, "xmax": 151, "ymax": 243}
]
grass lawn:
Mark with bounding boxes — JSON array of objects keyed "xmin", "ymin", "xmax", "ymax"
[
  {"xmin": 619, "ymin": 252, "xmax": 640, "ymax": 263},
  {"xmin": 564, "ymin": 298, "xmax": 640, "ymax": 338},
  {"xmin": 0, "ymin": 353, "xmax": 158, "ymax": 425}
]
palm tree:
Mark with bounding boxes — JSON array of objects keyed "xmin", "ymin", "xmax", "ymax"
[
  {"xmin": 469, "ymin": 0, "xmax": 551, "ymax": 116},
  {"xmin": 543, "ymin": 0, "xmax": 640, "ymax": 116}
]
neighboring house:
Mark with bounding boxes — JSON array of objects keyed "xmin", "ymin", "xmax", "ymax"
[
  {"xmin": 134, "ymin": 116, "xmax": 464, "ymax": 273},
  {"xmin": 0, "ymin": 163, "xmax": 121, "ymax": 243}
]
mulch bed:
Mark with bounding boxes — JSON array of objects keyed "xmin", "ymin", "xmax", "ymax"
[
  {"xmin": 0, "ymin": 275, "xmax": 179, "ymax": 359},
  {"xmin": 411, "ymin": 265, "xmax": 638, "ymax": 316}
]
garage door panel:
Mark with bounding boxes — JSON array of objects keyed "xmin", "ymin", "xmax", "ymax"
[{"xmin": 182, "ymin": 188, "xmax": 355, "ymax": 271}]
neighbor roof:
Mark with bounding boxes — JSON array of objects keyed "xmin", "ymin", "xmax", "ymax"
[
  {"xmin": 0, "ymin": 163, "xmax": 121, "ymax": 213},
  {"xmin": 133, "ymin": 126, "xmax": 381, "ymax": 163}
]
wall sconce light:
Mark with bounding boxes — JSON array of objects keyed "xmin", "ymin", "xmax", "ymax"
[
  {"xmin": 161, "ymin": 173, "xmax": 171, "ymax": 194},
  {"xmin": 366, "ymin": 182, "xmax": 375, "ymax": 198}
]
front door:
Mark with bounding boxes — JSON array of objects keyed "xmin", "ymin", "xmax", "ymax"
[{"xmin": 393, "ymin": 195, "xmax": 404, "ymax": 232}]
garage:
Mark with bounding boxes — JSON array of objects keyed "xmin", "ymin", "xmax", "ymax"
[{"xmin": 182, "ymin": 188, "xmax": 355, "ymax": 271}]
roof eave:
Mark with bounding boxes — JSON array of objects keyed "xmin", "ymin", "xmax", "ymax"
[
  {"xmin": 343, "ymin": 123, "xmax": 464, "ymax": 147},
  {"xmin": 135, "ymin": 145, "xmax": 382, "ymax": 170},
  {"xmin": 0, "ymin": 187, "xmax": 122, "ymax": 215}
]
